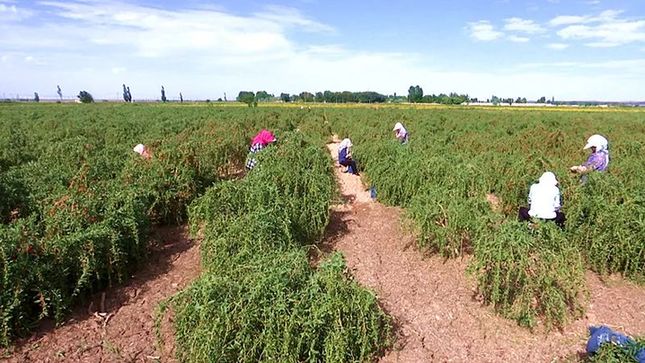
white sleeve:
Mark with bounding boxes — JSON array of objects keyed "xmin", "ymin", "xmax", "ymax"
[{"xmin": 528, "ymin": 185, "xmax": 534, "ymax": 205}]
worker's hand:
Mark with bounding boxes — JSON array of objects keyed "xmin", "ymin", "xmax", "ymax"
[{"xmin": 570, "ymin": 165, "xmax": 582, "ymax": 173}]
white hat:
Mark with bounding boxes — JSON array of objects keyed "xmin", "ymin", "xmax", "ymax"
[
  {"xmin": 538, "ymin": 171, "xmax": 558, "ymax": 186},
  {"xmin": 133, "ymin": 144, "xmax": 145, "ymax": 155},
  {"xmin": 393, "ymin": 122, "xmax": 403, "ymax": 131},
  {"xmin": 584, "ymin": 134, "xmax": 608, "ymax": 150}
]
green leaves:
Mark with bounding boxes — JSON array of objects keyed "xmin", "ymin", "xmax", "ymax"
[
  {"xmin": 328, "ymin": 106, "xmax": 644, "ymax": 329},
  {"xmin": 166, "ymin": 132, "xmax": 391, "ymax": 362}
]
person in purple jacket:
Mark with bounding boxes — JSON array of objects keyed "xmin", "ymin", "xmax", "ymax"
[{"xmin": 570, "ymin": 134, "xmax": 609, "ymax": 175}]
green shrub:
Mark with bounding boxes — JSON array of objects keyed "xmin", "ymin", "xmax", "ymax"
[
  {"xmin": 165, "ymin": 131, "xmax": 391, "ymax": 362},
  {"xmin": 470, "ymin": 222, "xmax": 586, "ymax": 329},
  {"xmin": 587, "ymin": 337, "xmax": 645, "ymax": 362}
]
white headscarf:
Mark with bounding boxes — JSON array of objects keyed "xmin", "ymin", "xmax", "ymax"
[
  {"xmin": 339, "ymin": 138, "xmax": 352, "ymax": 151},
  {"xmin": 133, "ymin": 143, "xmax": 145, "ymax": 155},
  {"xmin": 584, "ymin": 134, "xmax": 609, "ymax": 152},
  {"xmin": 538, "ymin": 171, "xmax": 558, "ymax": 186},
  {"xmin": 393, "ymin": 122, "xmax": 407, "ymax": 134}
]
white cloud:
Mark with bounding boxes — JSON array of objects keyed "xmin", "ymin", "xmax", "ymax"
[
  {"xmin": 504, "ymin": 17, "xmax": 546, "ymax": 34},
  {"xmin": 0, "ymin": 3, "xmax": 33, "ymax": 21},
  {"xmin": 508, "ymin": 35, "xmax": 530, "ymax": 43},
  {"xmin": 22, "ymin": 55, "xmax": 47, "ymax": 65},
  {"xmin": 111, "ymin": 67, "xmax": 126, "ymax": 75},
  {"xmin": 468, "ymin": 21, "xmax": 503, "ymax": 41},
  {"xmin": 517, "ymin": 59, "xmax": 645, "ymax": 72},
  {"xmin": 253, "ymin": 5, "xmax": 335, "ymax": 33},
  {"xmin": 549, "ymin": 9, "xmax": 623, "ymax": 26},
  {"xmin": 550, "ymin": 10, "xmax": 645, "ymax": 47},
  {"xmin": 0, "ymin": 1, "xmax": 644, "ymax": 101},
  {"xmin": 549, "ymin": 15, "xmax": 589, "ymax": 26},
  {"xmin": 32, "ymin": 0, "xmax": 332, "ymax": 58},
  {"xmin": 546, "ymin": 43, "xmax": 569, "ymax": 50}
]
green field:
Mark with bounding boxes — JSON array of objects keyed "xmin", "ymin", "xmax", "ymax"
[{"xmin": 1, "ymin": 103, "xmax": 643, "ymax": 360}]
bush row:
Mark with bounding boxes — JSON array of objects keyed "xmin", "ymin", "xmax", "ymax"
[
  {"xmin": 0, "ymin": 104, "xmax": 264, "ymax": 345},
  {"xmin": 329, "ymin": 107, "xmax": 644, "ymax": 328},
  {"xmin": 162, "ymin": 132, "xmax": 392, "ymax": 362}
]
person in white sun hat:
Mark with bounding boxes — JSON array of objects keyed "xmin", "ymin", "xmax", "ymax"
[
  {"xmin": 570, "ymin": 134, "xmax": 609, "ymax": 174},
  {"xmin": 392, "ymin": 122, "xmax": 409, "ymax": 144},
  {"xmin": 133, "ymin": 143, "xmax": 151, "ymax": 160},
  {"xmin": 518, "ymin": 171, "xmax": 565, "ymax": 228}
]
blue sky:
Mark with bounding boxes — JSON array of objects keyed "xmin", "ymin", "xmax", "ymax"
[{"xmin": 1, "ymin": 0, "xmax": 645, "ymax": 101}]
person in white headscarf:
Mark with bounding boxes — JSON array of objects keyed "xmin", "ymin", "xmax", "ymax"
[
  {"xmin": 133, "ymin": 143, "xmax": 151, "ymax": 160},
  {"xmin": 518, "ymin": 171, "xmax": 565, "ymax": 228},
  {"xmin": 393, "ymin": 122, "xmax": 409, "ymax": 144},
  {"xmin": 338, "ymin": 138, "xmax": 358, "ymax": 175},
  {"xmin": 570, "ymin": 134, "xmax": 609, "ymax": 174}
]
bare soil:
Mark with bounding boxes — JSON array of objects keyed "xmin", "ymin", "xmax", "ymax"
[
  {"xmin": 324, "ymin": 140, "xmax": 645, "ymax": 363},
  {"xmin": 1, "ymin": 226, "xmax": 199, "ymax": 363}
]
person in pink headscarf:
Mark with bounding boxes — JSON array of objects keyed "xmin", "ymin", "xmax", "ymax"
[{"xmin": 246, "ymin": 129, "xmax": 277, "ymax": 170}]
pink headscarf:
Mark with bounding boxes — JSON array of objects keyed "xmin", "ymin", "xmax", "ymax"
[{"xmin": 251, "ymin": 129, "xmax": 277, "ymax": 146}]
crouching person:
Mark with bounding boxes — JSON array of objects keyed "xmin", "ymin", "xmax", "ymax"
[
  {"xmin": 338, "ymin": 138, "xmax": 359, "ymax": 175},
  {"xmin": 518, "ymin": 171, "xmax": 565, "ymax": 228},
  {"xmin": 133, "ymin": 143, "xmax": 151, "ymax": 160},
  {"xmin": 246, "ymin": 129, "xmax": 277, "ymax": 170},
  {"xmin": 570, "ymin": 134, "xmax": 609, "ymax": 175}
]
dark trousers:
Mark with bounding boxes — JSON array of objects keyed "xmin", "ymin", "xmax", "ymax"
[
  {"xmin": 339, "ymin": 157, "xmax": 359, "ymax": 175},
  {"xmin": 518, "ymin": 207, "xmax": 566, "ymax": 228}
]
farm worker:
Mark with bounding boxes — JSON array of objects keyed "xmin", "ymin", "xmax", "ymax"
[
  {"xmin": 518, "ymin": 171, "xmax": 565, "ymax": 228},
  {"xmin": 570, "ymin": 134, "xmax": 609, "ymax": 174},
  {"xmin": 133, "ymin": 143, "xmax": 151, "ymax": 160},
  {"xmin": 338, "ymin": 138, "xmax": 359, "ymax": 175},
  {"xmin": 393, "ymin": 122, "xmax": 409, "ymax": 144},
  {"xmin": 246, "ymin": 129, "xmax": 277, "ymax": 170}
]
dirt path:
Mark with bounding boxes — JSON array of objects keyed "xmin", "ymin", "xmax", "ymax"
[
  {"xmin": 1, "ymin": 226, "xmax": 199, "ymax": 363},
  {"xmin": 324, "ymin": 140, "xmax": 645, "ymax": 362}
]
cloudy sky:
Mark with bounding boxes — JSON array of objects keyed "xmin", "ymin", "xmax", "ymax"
[{"xmin": 1, "ymin": 0, "xmax": 644, "ymax": 101}]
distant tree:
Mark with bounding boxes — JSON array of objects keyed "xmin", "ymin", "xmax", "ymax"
[
  {"xmin": 126, "ymin": 87, "xmax": 132, "ymax": 102},
  {"xmin": 77, "ymin": 91, "xmax": 94, "ymax": 103},
  {"xmin": 161, "ymin": 86, "xmax": 167, "ymax": 102},
  {"xmin": 407, "ymin": 85, "xmax": 423, "ymax": 103},
  {"xmin": 255, "ymin": 90, "xmax": 272, "ymax": 102},
  {"xmin": 122, "ymin": 84, "xmax": 132, "ymax": 102},
  {"xmin": 56, "ymin": 85, "xmax": 62, "ymax": 101},
  {"xmin": 537, "ymin": 96, "xmax": 546, "ymax": 103},
  {"xmin": 280, "ymin": 93, "xmax": 291, "ymax": 102},
  {"xmin": 354, "ymin": 91, "xmax": 386, "ymax": 103},
  {"xmin": 323, "ymin": 90, "xmax": 334, "ymax": 103},
  {"xmin": 237, "ymin": 91, "xmax": 256, "ymax": 107},
  {"xmin": 34, "ymin": 92, "xmax": 39, "ymax": 102},
  {"xmin": 491, "ymin": 95, "xmax": 500, "ymax": 105},
  {"xmin": 299, "ymin": 91, "xmax": 314, "ymax": 102},
  {"xmin": 179, "ymin": 92, "xmax": 183, "ymax": 103}
]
